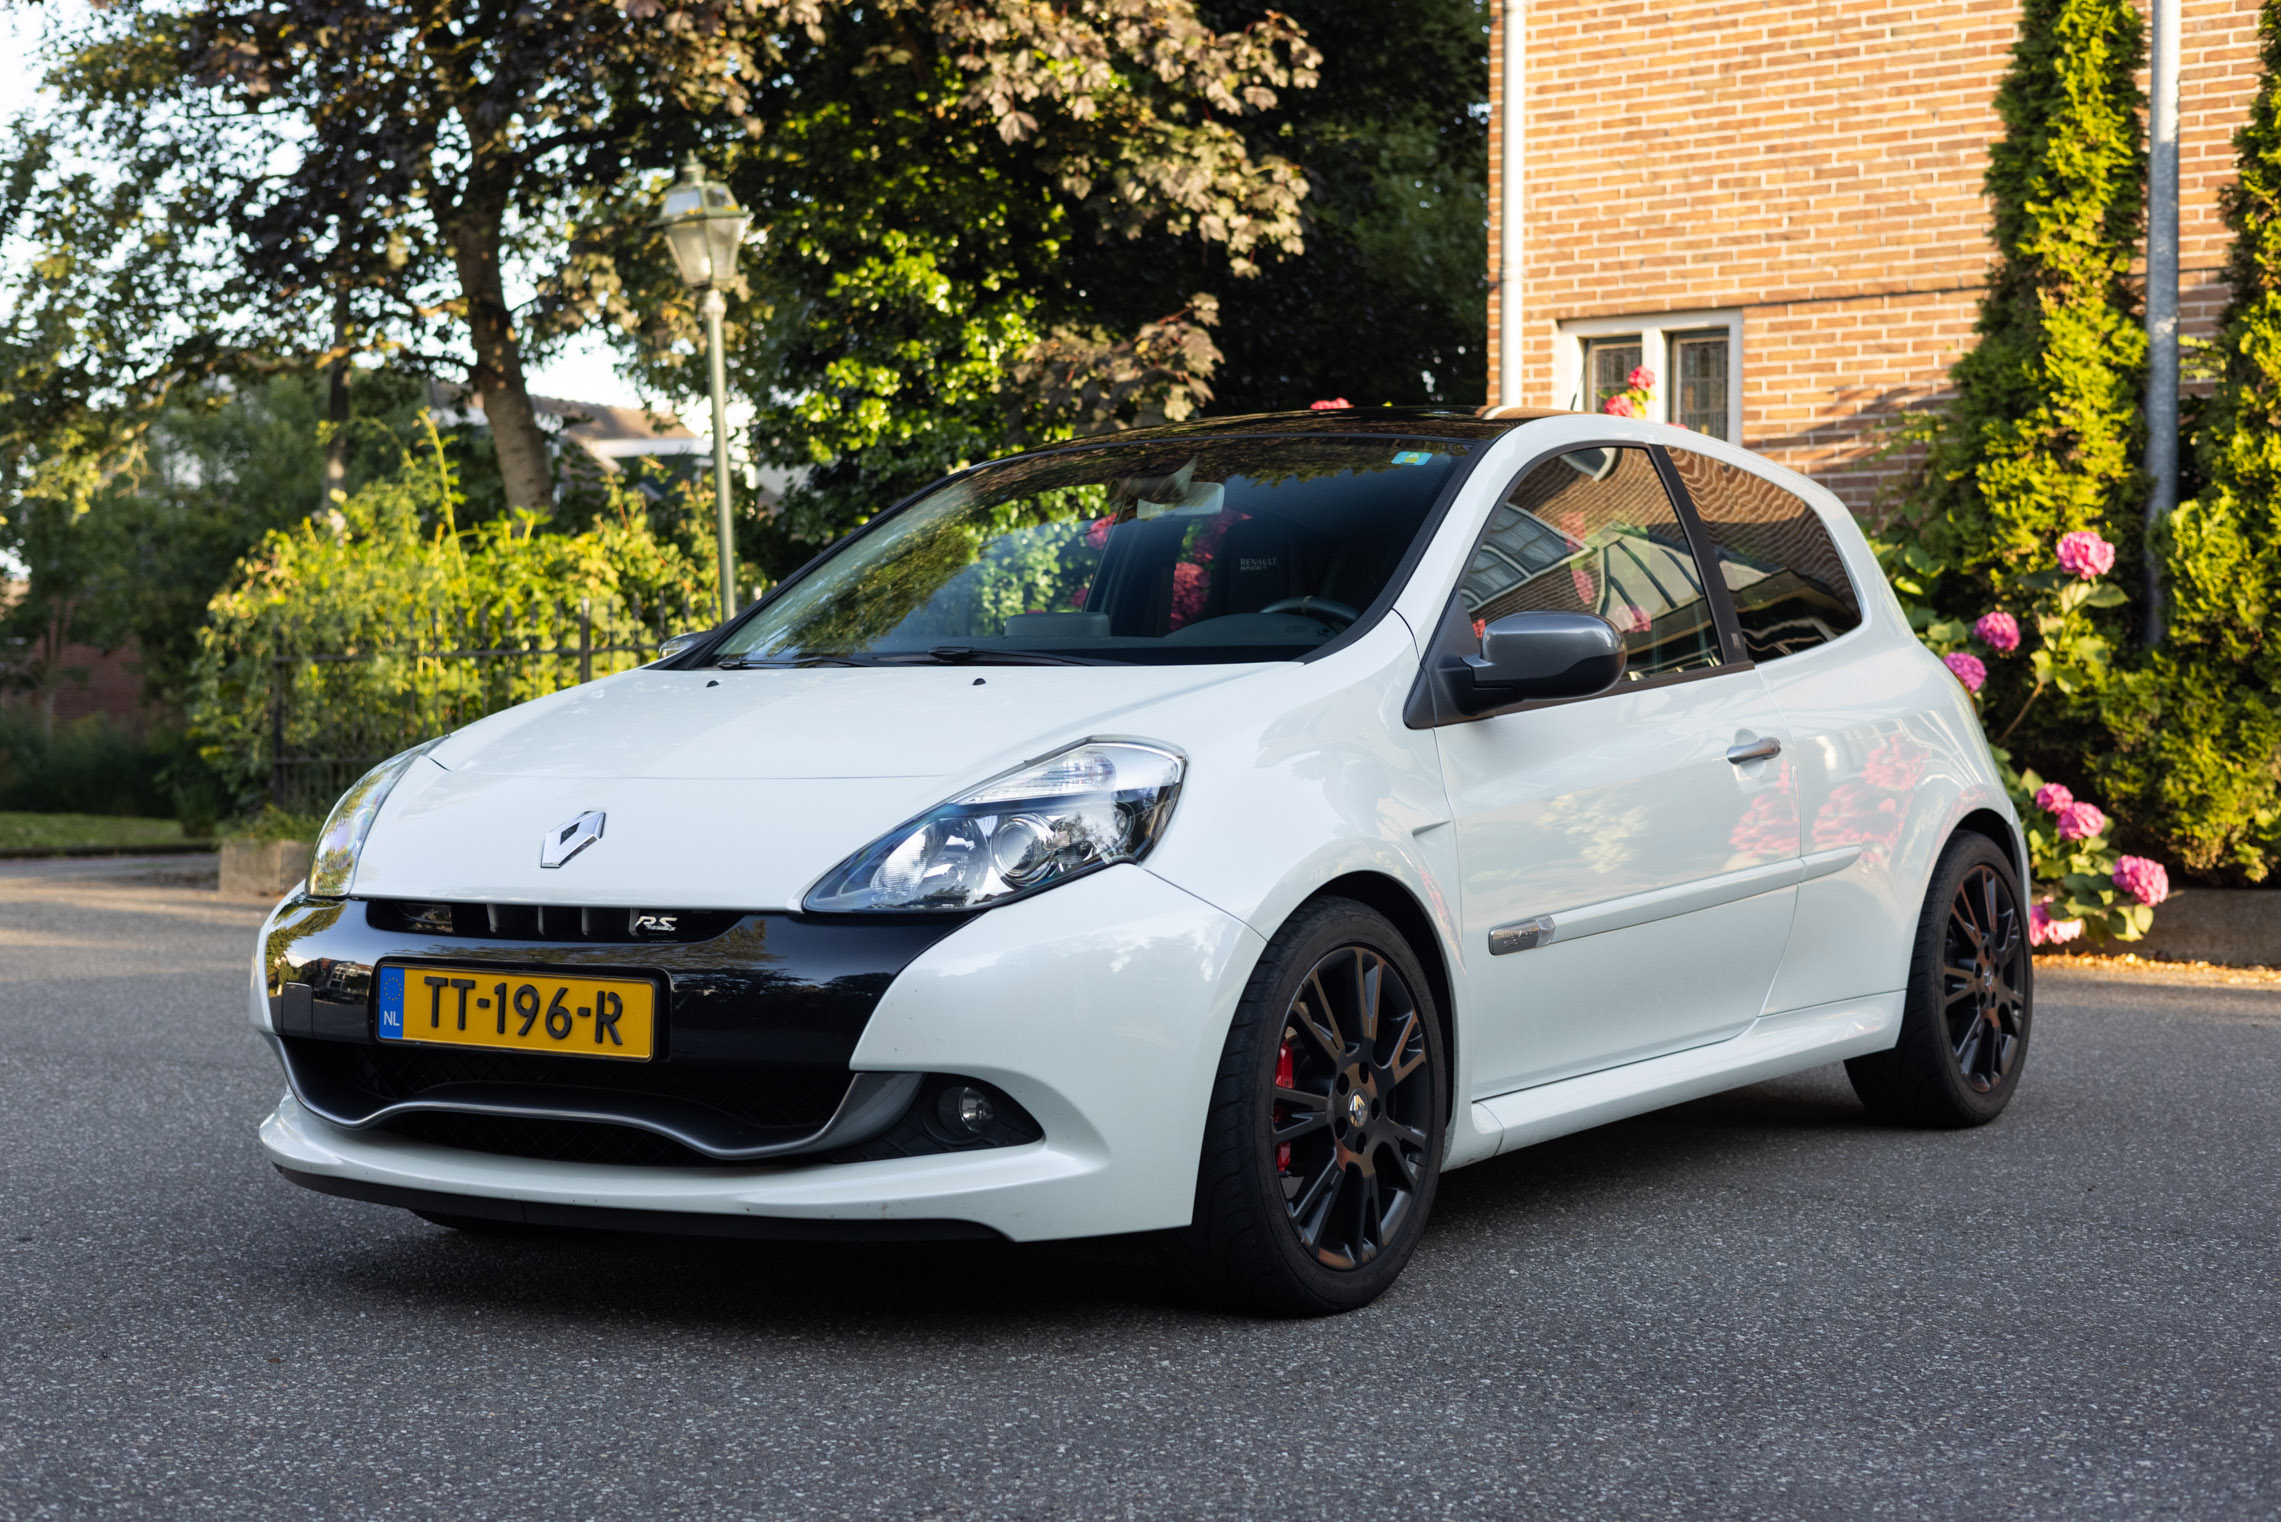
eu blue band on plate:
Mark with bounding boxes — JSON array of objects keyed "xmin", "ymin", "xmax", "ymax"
[
  {"xmin": 1392, "ymin": 450, "xmax": 1434, "ymax": 466},
  {"xmin": 376, "ymin": 965, "xmax": 406, "ymax": 1040}
]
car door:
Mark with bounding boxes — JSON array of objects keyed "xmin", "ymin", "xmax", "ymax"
[
  {"xmin": 1661, "ymin": 444, "xmax": 1911, "ymax": 1016},
  {"xmin": 1430, "ymin": 444, "xmax": 1802, "ymax": 1096}
]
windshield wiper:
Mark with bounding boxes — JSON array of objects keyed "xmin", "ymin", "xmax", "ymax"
[
  {"xmin": 717, "ymin": 647, "xmax": 1101, "ymax": 669},
  {"xmin": 715, "ymin": 652, "xmax": 882, "ymax": 669},
  {"xmin": 918, "ymin": 645, "xmax": 1102, "ymax": 667}
]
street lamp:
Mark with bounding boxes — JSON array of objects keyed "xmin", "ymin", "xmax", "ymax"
[{"xmin": 653, "ymin": 154, "xmax": 753, "ymax": 624}]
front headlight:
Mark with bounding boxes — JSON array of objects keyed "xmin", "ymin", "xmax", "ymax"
[
  {"xmin": 308, "ymin": 739, "xmax": 444, "ymax": 898},
  {"xmin": 804, "ymin": 740, "xmax": 1185, "ymax": 913}
]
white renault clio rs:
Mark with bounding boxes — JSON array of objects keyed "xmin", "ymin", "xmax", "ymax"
[{"xmin": 255, "ymin": 407, "xmax": 2032, "ymax": 1314}]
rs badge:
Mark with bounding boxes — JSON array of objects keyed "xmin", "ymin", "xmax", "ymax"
[{"xmin": 540, "ymin": 810, "xmax": 606, "ymax": 868}]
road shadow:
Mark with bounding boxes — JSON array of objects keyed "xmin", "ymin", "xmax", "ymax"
[
  {"xmin": 1429, "ymin": 1060, "xmax": 1875, "ymax": 1236},
  {"xmin": 274, "ymin": 1063, "xmax": 1878, "ymax": 1334}
]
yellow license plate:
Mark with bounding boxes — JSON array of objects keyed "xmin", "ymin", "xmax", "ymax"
[{"xmin": 377, "ymin": 965, "xmax": 656, "ymax": 1060}]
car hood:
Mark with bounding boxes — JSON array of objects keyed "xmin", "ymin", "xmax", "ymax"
[{"xmin": 349, "ymin": 662, "xmax": 1261, "ymax": 910}]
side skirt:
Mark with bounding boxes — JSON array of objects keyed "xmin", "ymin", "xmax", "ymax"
[{"xmin": 1465, "ymin": 991, "xmax": 1903, "ymax": 1160}]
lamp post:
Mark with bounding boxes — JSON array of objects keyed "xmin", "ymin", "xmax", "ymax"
[{"xmin": 654, "ymin": 155, "xmax": 754, "ymax": 625}]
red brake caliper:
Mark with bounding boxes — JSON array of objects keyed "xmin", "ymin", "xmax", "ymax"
[{"xmin": 1274, "ymin": 1035, "xmax": 1296, "ymax": 1173}]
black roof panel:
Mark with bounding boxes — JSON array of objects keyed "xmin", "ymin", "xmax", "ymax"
[{"xmin": 1082, "ymin": 405, "xmax": 1572, "ymax": 445}]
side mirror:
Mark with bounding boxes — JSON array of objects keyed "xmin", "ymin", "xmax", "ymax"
[
  {"xmin": 657, "ymin": 629, "xmax": 715, "ymax": 661},
  {"xmin": 1464, "ymin": 611, "xmax": 1627, "ymax": 703}
]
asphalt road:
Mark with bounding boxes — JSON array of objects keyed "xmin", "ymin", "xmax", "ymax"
[{"xmin": 1, "ymin": 855, "xmax": 2276, "ymax": 1521}]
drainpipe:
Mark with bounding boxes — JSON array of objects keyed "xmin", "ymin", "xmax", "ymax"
[
  {"xmin": 2143, "ymin": 0, "xmax": 2180, "ymax": 647},
  {"xmin": 1497, "ymin": 0, "xmax": 1525, "ymax": 411}
]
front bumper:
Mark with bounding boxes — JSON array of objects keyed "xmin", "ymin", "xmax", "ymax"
[{"xmin": 257, "ymin": 865, "xmax": 1264, "ymax": 1242}]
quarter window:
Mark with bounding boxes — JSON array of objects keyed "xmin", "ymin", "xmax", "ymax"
[
  {"xmin": 1459, "ymin": 447, "xmax": 1723, "ymax": 680},
  {"xmin": 1665, "ymin": 449, "xmax": 1862, "ymax": 660}
]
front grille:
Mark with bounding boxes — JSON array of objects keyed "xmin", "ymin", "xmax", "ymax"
[
  {"xmin": 284, "ymin": 1037, "xmax": 851, "ymax": 1135},
  {"xmin": 365, "ymin": 899, "xmax": 743, "ymax": 944},
  {"xmin": 383, "ymin": 1111, "xmax": 736, "ymax": 1168}
]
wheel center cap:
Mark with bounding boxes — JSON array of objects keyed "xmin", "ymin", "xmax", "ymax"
[{"xmin": 1346, "ymin": 1091, "xmax": 1370, "ymax": 1130}]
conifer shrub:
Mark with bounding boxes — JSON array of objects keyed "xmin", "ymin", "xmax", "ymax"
[
  {"xmin": 1888, "ymin": 0, "xmax": 2281, "ymax": 886},
  {"xmin": 2083, "ymin": 0, "xmax": 2281, "ymax": 881}
]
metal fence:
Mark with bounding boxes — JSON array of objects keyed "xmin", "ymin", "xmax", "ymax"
[{"xmin": 264, "ymin": 593, "xmax": 702, "ymax": 814}]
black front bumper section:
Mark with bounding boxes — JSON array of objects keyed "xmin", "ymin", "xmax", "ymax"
[{"xmin": 262, "ymin": 894, "xmax": 985, "ymax": 1162}]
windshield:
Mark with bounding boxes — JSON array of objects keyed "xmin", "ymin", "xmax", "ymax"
[{"xmin": 714, "ymin": 436, "xmax": 1471, "ymax": 667}]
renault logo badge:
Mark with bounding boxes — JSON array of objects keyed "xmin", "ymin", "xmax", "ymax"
[{"xmin": 540, "ymin": 810, "xmax": 606, "ymax": 869}]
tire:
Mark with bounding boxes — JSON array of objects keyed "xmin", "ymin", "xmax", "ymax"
[
  {"xmin": 1178, "ymin": 897, "xmax": 1447, "ymax": 1315},
  {"xmin": 1846, "ymin": 831, "xmax": 2033, "ymax": 1128}
]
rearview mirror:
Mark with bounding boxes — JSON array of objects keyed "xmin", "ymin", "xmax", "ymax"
[{"xmin": 1464, "ymin": 611, "xmax": 1627, "ymax": 702}]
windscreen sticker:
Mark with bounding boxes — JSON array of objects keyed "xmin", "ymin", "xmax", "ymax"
[{"xmin": 1392, "ymin": 450, "xmax": 1435, "ymax": 466}]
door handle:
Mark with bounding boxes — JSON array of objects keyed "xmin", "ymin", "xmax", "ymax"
[{"xmin": 1726, "ymin": 736, "xmax": 1782, "ymax": 765}]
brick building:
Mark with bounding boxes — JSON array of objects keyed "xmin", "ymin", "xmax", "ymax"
[{"xmin": 1484, "ymin": 0, "xmax": 2263, "ymax": 516}]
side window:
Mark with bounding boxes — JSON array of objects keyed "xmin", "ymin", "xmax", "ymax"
[
  {"xmin": 1458, "ymin": 446, "xmax": 1722, "ymax": 680},
  {"xmin": 1665, "ymin": 450, "xmax": 1862, "ymax": 660}
]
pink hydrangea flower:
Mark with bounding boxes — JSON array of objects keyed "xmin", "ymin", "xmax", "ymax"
[
  {"xmin": 2057, "ymin": 801, "xmax": 2108, "ymax": 841},
  {"xmin": 1307, "ymin": 397, "xmax": 1352, "ymax": 410},
  {"xmin": 2055, "ymin": 529, "xmax": 2116, "ymax": 579},
  {"xmin": 1602, "ymin": 393, "xmax": 1637, "ymax": 418},
  {"xmin": 1627, "ymin": 366, "xmax": 1656, "ymax": 391},
  {"xmin": 2029, "ymin": 902, "xmax": 2085, "ymax": 947},
  {"xmin": 1973, "ymin": 610, "xmax": 2021, "ymax": 653},
  {"xmin": 2113, "ymin": 855, "xmax": 2170, "ymax": 906},
  {"xmin": 2033, "ymin": 782, "xmax": 2074, "ymax": 815},
  {"xmin": 1942, "ymin": 651, "xmax": 1986, "ymax": 693}
]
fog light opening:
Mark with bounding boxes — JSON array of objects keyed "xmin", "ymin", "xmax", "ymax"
[{"xmin": 937, "ymin": 1085, "xmax": 996, "ymax": 1136}]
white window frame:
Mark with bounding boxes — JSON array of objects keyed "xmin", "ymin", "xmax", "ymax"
[{"xmin": 1553, "ymin": 309, "xmax": 1744, "ymax": 444}]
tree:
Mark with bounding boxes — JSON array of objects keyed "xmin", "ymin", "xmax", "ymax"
[
  {"xmin": 2092, "ymin": 0, "xmax": 2281, "ymax": 881},
  {"xmin": 1915, "ymin": 0, "xmax": 2146, "ymax": 599},
  {"xmin": 545, "ymin": 2, "xmax": 1319, "ymax": 568},
  {"xmin": 26, "ymin": 0, "xmax": 826, "ymax": 514},
  {"xmin": 1897, "ymin": 0, "xmax": 2145, "ymax": 772},
  {"xmin": 15, "ymin": 0, "xmax": 1318, "ymax": 525},
  {"xmin": 1179, "ymin": 0, "xmax": 1487, "ymax": 412}
]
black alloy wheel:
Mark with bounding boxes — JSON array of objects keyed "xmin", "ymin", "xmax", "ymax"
[
  {"xmin": 1181, "ymin": 898, "xmax": 1446, "ymax": 1314},
  {"xmin": 1847, "ymin": 832, "xmax": 2034, "ymax": 1127},
  {"xmin": 1271, "ymin": 947, "xmax": 1435, "ymax": 1270},
  {"xmin": 1943, "ymin": 863, "xmax": 2029, "ymax": 1092}
]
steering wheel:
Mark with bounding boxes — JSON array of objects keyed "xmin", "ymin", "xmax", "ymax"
[{"xmin": 1259, "ymin": 595, "xmax": 1361, "ymax": 629}]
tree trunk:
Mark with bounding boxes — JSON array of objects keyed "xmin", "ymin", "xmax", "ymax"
[
  {"xmin": 450, "ymin": 205, "xmax": 554, "ymax": 515},
  {"xmin": 322, "ymin": 290, "xmax": 351, "ymax": 515}
]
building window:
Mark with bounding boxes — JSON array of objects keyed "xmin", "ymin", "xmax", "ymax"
[
  {"xmin": 1586, "ymin": 337, "xmax": 1644, "ymax": 412},
  {"xmin": 1556, "ymin": 311, "xmax": 1742, "ymax": 443},
  {"xmin": 1671, "ymin": 331, "xmax": 1731, "ymax": 439}
]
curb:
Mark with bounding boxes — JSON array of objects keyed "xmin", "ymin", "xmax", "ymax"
[{"xmin": 2090, "ymin": 888, "xmax": 2281, "ymax": 968}]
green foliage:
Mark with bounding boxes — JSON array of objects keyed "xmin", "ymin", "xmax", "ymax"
[
  {"xmin": 1877, "ymin": 0, "xmax": 2281, "ymax": 887},
  {"xmin": 0, "ymin": 811, "xmax": 204, "ymax": 855},
  {"xmin": 1186, "ymin": 0, "xmax": 1489, "ymax": 412},
  {"xmin": 2092, "ymin": 0, "xmax": 2281, "ymax": 882},
  {"xmin": 1910, "ymin": 0, "xmax": 2146, "ymax": 604},
  {"xmin": 187, "ymin": 442, "xmax": 713, "ymax": 808},
  {"xmin": 223, "ymin": 804, "xmax": 329, "ymax": 845},
  {"xmin": 0, "ymin": 711, "xmax": 170, "ymax": 817},
  {"xmin": 1884, "ymin": 0, "xmax": 2152, "ymax": 851},
  {"xmin": 1999, "ymin": 753, "xmax": 2152, "ymax": 939},
  {"xmin": 558, "ymin": 4, "xmax": 1320, "ymax": 573},
  {"xmin": 2093, "ymin": 656, "xmax": 2281, "ymax": 879}
]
